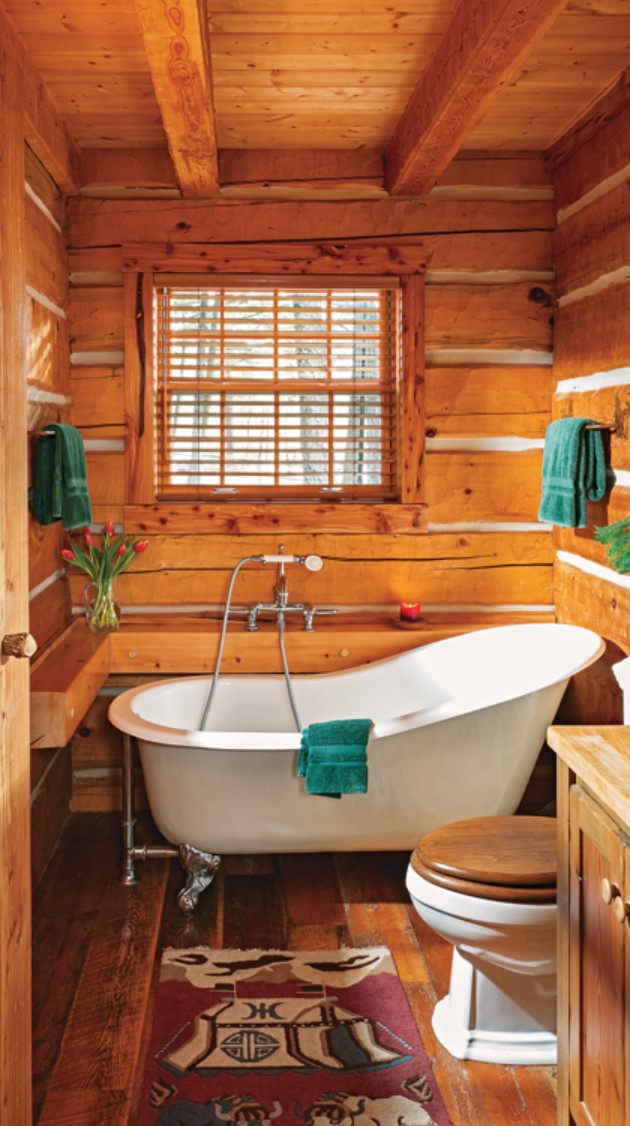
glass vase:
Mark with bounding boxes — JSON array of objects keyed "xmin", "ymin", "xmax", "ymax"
[{"xmin": 83, "ymin": 581, "xmax": 121, "ymax": 633}]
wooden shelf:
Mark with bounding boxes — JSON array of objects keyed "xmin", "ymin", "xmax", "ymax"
[
  {"xmin": 30, "ymin": 610, "xmax": 554, "ymax": 749},
  {"xmin": 108, "ymin": 609, "xmax": 553, "ymax": 674},
  {"xmin": 30, "ymin": 622, "xmax": 111, "ymax": 749}
]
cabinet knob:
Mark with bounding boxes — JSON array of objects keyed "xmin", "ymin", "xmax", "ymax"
[
  {"xmin": 601, "ymin": 877, "xmax": 618, "ymax": 905},
  {"xmin": 600, "ymin": 878, "xmax": 628, "ymax": 921},
  {"xmin": 2, "ymin": 632, "xmax": 37, "ymax": 659},
  {"xmin": 613, "ymin": 895, "xmax": 629, "ymax": 924}
]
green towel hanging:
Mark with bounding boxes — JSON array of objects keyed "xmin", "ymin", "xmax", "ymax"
[
  {"xmin": 33, "ymin": 432, "xmax": 57, "ymax": 526},
  {"xmin": 33, "ymin": 424, "xmax": 92, "ymax": 530},
  {"xmin": 538, "ymin": 417, "xmax": 606, "ymax": 528}
]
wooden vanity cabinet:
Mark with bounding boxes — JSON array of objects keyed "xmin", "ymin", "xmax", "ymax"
[
  {"xmin": 550, "ymin": 728, "xmax": 630, "ymax": 1126},
  {"xmin": 565, "ymin": 783, "xmax": 629, "ymax": 1125}
]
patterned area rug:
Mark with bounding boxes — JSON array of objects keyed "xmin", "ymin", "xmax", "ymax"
[{"xmin": 138, "ymin": 947, "xmax": 452, "ymax": 1125}]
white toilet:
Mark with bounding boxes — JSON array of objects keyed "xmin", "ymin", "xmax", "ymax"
[{"xmin": 406, "ymin": 815, "xmax": 557, "ymax": 1065}]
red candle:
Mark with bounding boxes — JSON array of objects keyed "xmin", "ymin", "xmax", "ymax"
[{"xmin": 400, "ymin": 601, "xmax": 422, "ymax": 622}]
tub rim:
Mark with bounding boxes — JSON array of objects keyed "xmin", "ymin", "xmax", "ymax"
[{"xmin": 107, "ymin": 623, "xmax": 604, "ymax": 750}]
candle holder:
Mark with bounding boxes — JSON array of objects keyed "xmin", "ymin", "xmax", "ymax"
[{"xmin": 400, "ymin": 601, "xmax": 422, "ymax": 622}]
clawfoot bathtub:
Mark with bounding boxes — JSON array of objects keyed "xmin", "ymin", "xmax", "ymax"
[{"xmin": 109, "ymin": 623, "xmax": 603, "ymax": 911}]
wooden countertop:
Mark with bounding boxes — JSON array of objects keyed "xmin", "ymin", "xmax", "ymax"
[{"xmin": 547, "ymin": 725, "xmax": 630, "ymax": 832}]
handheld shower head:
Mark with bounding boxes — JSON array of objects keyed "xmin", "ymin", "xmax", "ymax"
[
  {"xmin": 259, "ymin": 553, "xmax": 323, "ymax": 570},
  {"xmin": 303, "ymin": 554, "xmax": 323, "ymax": 572}
]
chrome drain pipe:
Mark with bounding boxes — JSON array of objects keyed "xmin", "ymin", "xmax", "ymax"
[
  {"xmin": 121, "ymin": 732, "xmax": 178, "ymax": 886},
  {"xmin": 120, "ymin": 732, "xmax": 221, "ymax": 913}
]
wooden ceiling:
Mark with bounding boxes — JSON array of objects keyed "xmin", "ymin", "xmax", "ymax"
[{"xmin": 3, "ymin": 0, "xmax": 630, "ymax": 197}]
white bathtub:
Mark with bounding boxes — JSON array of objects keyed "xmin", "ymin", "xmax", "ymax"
[{"xmin": 108, "ymin": 623, "xmax": 603, "ymax": 854}]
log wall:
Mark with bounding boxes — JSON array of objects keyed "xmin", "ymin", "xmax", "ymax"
[
  {"xmin": 67, "ymin": 172, "xmax": 555, "ymax": 608},
  {"xmin": 26, "ymin": 147, "xmax": 72, "ymax": 652},
  {"xmin": 25, "ymin": 147, "xmax": 74, "ymax": 881},
  {"xmin": 547, "ymin": 77, "xmax": 630, "ymax": 723},
  {"xmin": 65, "ymin": 161, "xmax": 556, "ymax": 808}
]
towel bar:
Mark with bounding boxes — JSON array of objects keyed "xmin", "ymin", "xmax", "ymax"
[
  {"xmin": 37, "ymin": 422, "xmax": 119, "ymax": 436},
  {"xmin": 584, "ymin": 422, "xmax": 616, "ymax": 431}
]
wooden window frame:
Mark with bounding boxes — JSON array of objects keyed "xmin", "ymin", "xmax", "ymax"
[
  {"xmin": 155, "ymin": 279, "xmax": 400, "ymax": 501},
  {"xmin": 122, "ymin": 241, "xmax": 426, "ymax": 534}
]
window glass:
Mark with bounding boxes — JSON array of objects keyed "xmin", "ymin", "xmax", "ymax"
[{"xmin": 155, "ymin": 284, "xmax": 399, "ymax": 500}]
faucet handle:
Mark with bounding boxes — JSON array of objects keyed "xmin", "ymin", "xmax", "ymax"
[{"xmin": 303, "ymin": 606, "xmax": 338, "ymax": 631}]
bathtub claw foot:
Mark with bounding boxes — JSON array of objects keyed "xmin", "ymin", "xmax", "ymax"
[{"xmin": 177, "ymin": 845, "xmax": 221, "ymax": 914}]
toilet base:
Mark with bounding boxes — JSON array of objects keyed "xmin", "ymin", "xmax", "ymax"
[{"xmin": 432, "ymin": 949, "xmax": 557, "ymax": 1065}]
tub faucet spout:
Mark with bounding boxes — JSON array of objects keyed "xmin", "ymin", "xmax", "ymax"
[
  {"xmin": 247, "ymin": 599, "xmax": 307, "ymax": 631},
  {"xmin": 273, "ymin": 567, "xmax": 289, "ymax": 607}
]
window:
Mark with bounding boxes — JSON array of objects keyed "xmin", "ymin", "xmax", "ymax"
[
  {"xmin": 123, "ymin": 240, "xmax": 425, "ymax": 530},
  {"xmin": 155, "ymin": 281, "xmax": 399, "ymax": 501}
]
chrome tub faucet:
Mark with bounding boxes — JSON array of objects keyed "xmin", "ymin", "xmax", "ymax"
[{"xmin": 245, "ymin": 544, "xmax": 335, "ymax": 631}]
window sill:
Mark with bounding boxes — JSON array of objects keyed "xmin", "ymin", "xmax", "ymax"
[{"xmin": 122, "ymin": 501, "xmax": 427, "ymax": 534}]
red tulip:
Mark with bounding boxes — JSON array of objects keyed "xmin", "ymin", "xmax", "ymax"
[
  {"xmin": 61, "ymin": 549, "xmax": 75, "ymax": 561},
  {"xmin": 83, "ymin": 528, "xmax": 93, "ymax": 546},
  {"xmin": 117, "ymin": 544, "xmax": 127, "ymax": 556},
  {"xmin": 133, "ymin": 540, "xmax": 149, "ymax": 554},
  {"xmin": 103, "ymin": 520, "xmax": 115, "ymax": 535}
]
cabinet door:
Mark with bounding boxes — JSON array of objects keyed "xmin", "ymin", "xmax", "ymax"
[
  {"xmin": 569, "ymin": 785, "xmax": 627, "ymax": 1126},
  {"xmin": 625, "ymin": 834, "xmax": 630, "ymax": 1126}
]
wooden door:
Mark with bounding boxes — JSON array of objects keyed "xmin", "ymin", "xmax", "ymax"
[
  {"xmin": 568, "ymin": 784, "xmax": 627, "ymax": 1126},
  {"xmin": 0, "ymin": 19, "xmax": 33, "ymax": 1123}
]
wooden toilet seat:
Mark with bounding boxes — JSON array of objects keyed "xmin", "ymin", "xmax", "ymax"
[{"xmin": 410, "ymin": 816, "xmax": 557, "ymax": 904}]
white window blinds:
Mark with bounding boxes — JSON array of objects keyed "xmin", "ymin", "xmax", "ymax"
[{"xmin": 155, "ymin": 281, "xmax": 399, "ymax": 500}]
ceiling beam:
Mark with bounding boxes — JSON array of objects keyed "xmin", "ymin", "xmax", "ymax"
[
  {"xmin": 385, "ymin": 0, "xmax": 570, "ymax": 197},
  {"xmin": 134, "ymin": 0, "xmax": 218, "ymax": 198}
]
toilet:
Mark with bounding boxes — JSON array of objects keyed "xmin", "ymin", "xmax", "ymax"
[{"xmin": 406, "ymin": 815, "xmax": 557, "ymax": 1066}]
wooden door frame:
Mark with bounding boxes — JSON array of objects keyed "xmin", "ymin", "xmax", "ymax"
[{"xmin": 0, "ymin": 15, "xmax": 34, "ymax": 1122}]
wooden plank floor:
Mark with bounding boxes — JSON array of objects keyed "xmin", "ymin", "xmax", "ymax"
[{"xmin": 32, "ymin": 813, "xmax": 557, "ymax": 1125}]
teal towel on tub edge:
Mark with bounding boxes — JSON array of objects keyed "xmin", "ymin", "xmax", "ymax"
[{"xmin": 298, "ymin": 718, "xmax": 372, "ymax": 799}]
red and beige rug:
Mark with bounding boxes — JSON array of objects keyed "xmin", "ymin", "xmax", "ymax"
[{"xmin": 137, "ymin": 946, "xmax": 452, "ymax": 1125}]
